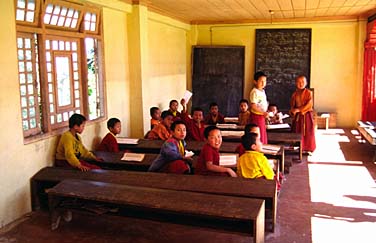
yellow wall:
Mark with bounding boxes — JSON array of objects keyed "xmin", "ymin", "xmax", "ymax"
[
  {"xmin": 145, "ymin": 13, "xmax": 190, "ymax": 133},
  {"xmin": 191, "ymin": 20, "xmax": 366, "ymax": 127}
]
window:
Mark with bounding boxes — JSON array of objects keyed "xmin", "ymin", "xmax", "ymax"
[{"xmin": 14, "ymin": 0, "xmax": 105, "ymax": 140}]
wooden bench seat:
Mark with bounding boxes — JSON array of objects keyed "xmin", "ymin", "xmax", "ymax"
[
  {"xmin": 31, "ymin": 167, "xmax": 277, "ymax": 232},
  {"xmin": 48, "ymin": 179, "xmax": 265, "ymax": 243}
]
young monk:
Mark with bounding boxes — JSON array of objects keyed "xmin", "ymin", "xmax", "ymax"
[
  {"xmin": 180, "ymin": 98, "xmax": 205, "ymax": 141},
  {"xmin": 290, "ymin": 75, "xmax": 316, "ymax": 153},
  {"xmin": 146, "ymin": 110, "xmax": 174, "ymax": 140},
  {"xmin": 249, "ymin": 71, "xmax": 269, "ymax": 144},
  {"xmin": 204, "ymin": 102, "xmax": 225, "ymax": 125},
  {"xmin": 55, "ymin": 114, "xmax": 102, "ymax": 171},
  {"xmin": 238, "ymin": 99, "xmax": 251, "ymax": 126},
  {"xmin": 195, "ymin": 126, "xmax": 237, "ymax": 177},
  {"xmin": 97, "ymin": 117, "xmax": 121, "ymax": 152}
]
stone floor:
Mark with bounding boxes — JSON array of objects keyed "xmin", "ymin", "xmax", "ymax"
[{"xmin": 1, "ymin": 128, "xmax": 375, "ymax": 243}]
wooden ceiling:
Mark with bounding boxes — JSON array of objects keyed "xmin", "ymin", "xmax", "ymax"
[{"xmin": 124, "ymin": 0, "xmax": 376, "ymax": 24}]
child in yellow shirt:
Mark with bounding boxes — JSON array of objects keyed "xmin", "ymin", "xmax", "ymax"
[{"xmin": 237, "ymin": 132, "xmax": 274, "ymax": 179}]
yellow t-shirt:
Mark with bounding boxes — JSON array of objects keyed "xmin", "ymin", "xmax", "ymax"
[{"xmin": 237, "ymin": 150, "xmax": 274, "ymax": 179}]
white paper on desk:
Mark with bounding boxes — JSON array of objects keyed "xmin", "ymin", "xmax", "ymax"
[
  {"xmin": 219, "ymin": 153, "xmax": 238, "ymax": 166},
  {"xmin": 216, "ymin": 123, "xmax": 238, "ymax": 129},
  {"xmin": 121, "ymin": 153, "xmax": 145, "ymax": 162},
  {"xmin": 220, "ymin": 130, "xmax": 244, "ymax": 137},
  {"xmin": 183, "ymin": 90, "xmax": 192, "ymax": 104},
  {"xmin": 266, "ymin": 123, "xmax": 290, "ymax": 130},
  {"xmin": 262, "ymin": 144, "xmax": 281, "ymax": 151},
  {"xmin": 117, "ymin": 137, "xmax": 139, "ymax": 144},
  {"xmin": 224, "ymin": 117, "xmax": 239, "ymax": 123}
]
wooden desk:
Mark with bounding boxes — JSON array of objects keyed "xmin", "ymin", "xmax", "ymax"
[
  {"xmin": 32, "ymin": 167, "xmax": 277, "ymax": 232},
  {"xmin": 48, "ymin": 179, "xmax": 265, "ymax": 243},
  {"xmin": 268, "ymin": 132, "xmax": 302, "ymax": 161},
  {"xmin": 93, "ymin": 151, "xmax": 158, "ymax": 171},
  {"xmin": 357, "ymin": 121, "xmax": 376, "ymax": 145}
]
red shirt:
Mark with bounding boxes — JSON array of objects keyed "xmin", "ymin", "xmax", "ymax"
[
  {"xmin": 181, "ymin": 112, "xmax": 205, "ymax": 141},
  {"xmin": 98, "ymin": 132, "xmax": 119, "ymax": 152},
  {"xmin": 195, "ymin": 143, "xmax": 226, "ymax": 176}
]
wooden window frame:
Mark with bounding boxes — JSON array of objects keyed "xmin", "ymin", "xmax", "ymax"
[{"xmin": 14, "ymin": 0, "xmax": 106, "ymax": 143}]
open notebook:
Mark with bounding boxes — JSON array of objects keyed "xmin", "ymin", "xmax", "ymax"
[{"xmin": 121, "ymin": 153, "xmax": 145, "ymax": 162}]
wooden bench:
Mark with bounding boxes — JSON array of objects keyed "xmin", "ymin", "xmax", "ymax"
[
  {"xmin": 31, "ymin": 167, "xmax": 277, "ymax": 232},
  {"xmin": 48, "ymin": 179, "xmax": 265, "ymax": 243}
]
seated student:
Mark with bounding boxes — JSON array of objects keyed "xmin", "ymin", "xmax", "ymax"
[
  {"xmin": 148, "ymin": 121, "xmax": 193, "ymax": 174},
  {"xmin": 146, "ymin": 110, "xmax": 173, "ymax": 140},
  {"xmin": 267, "ymin": 104, "xmax": 283, "ymax": 124},
  {"xmin": 150, "ymin": 107, "xmax": 161, "ymax": 129},
  {"xmin": 204, "ymin": 102, "xmax": 225, "ymax": 125},
  {"xmin": 238, "ymin": 99, "xmax": 251, "ymax": 126},
  {"xmin": 97, "ymin": 118, "xmax": 121, "ymax": 152},
  {"xmin": 195, "ymin": 126, "xmax": 237, "ymax": 177},
  {"xmin": 236, "ymin": 123, "xmax": 260, "ymax": 156},
  {"xmin": 180, "ymin": 98, "xmax": 205, "ymax": 141},
  {"xmin": 55, "ymin": 114, "xmax": 102, "ymax": 171},
  {"xmin": 237, "ymin": 132, "xmax": 274, "ymax": 180},
  {"xmin": 168, "ymin": 99, "xmax": 181, "ymax": 121}
]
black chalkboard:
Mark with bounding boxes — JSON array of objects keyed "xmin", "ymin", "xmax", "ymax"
[
  {"xmin": 192, "ymin": 46, "xmax": 244, "ymax": 117},
  {"xmin": 255, "ymin": 29, "xmax": 311, "ymax": 111}
]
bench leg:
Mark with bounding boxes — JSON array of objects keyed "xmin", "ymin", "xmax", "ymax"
[{"xmin": 253, "ymin": 201, "xmax": 265, "ymax": 243}]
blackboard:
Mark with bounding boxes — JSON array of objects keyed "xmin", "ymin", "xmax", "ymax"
[
  {"xmin": 192, "ymin": 46, "xmax": 244, "ymax": 117},
  {"xmin": 255, "ymin": 29, "xmax": 311, "ymax": 111}
]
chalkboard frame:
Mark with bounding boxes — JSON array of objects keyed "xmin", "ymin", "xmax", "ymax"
[
  {"xmin": 255, "ymin": 28, "xmax": 312, "ymax": 111},
  {"xmin": 191, "ymin": 45, "xmax": 245, "ymax": 117}
]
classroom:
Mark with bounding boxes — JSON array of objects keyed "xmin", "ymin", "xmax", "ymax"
[{"xmin": 1, "ymin": 0, "xmax": 376, "ymax": 242}]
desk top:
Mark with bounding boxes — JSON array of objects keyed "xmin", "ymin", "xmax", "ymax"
[{"xmin": 357, "ymin": 121, "xmax": 376, "ymax": 145}]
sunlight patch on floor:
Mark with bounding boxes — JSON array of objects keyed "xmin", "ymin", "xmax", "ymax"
[{"xmin": 311, "ymin": 217, "xmax": 376, "ymax": 243}]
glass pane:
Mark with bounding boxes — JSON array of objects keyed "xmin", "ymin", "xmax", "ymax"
[
  {"xmin": 47, "ymin": 72, "xmax": 52, "ymax": 82},
  {"xmin": 22, "ymin": 108, "xmax": 28, "ymax": 119},
  {"xmin": 29, "ymin": 107, "xmax": 36, "ymax": 117},
  {"xmin": 16, "ymin": 10, "xmax": 25, "ymax": 21},
  {"xmin": 74, "ymin": 81, "xmax": 79, "ymax": 89},
  {"xmin": 90, "ymin": 23, "xmax": 96, "ymax": 32},
  {"xmin": 46, "ymin": 51, "xmax": 51, "ymax": 62},
  {"xmin": 50, "ymin": 104, "xmax": 54, "ymax": 112},
  {"xmin": 28, "ymin": 84, "xmax": 34, "ymax": 94},
  {"xmin": 23, "ymin": 120, "xmax": 29, "ymax": 130},
  {"xmin": 63, "ymin": 112, "xmax": 69, "ymax": 121},
  {"xmin": 50, "ymin": 115, "xmax": 55, "ymax": 124},
  {"xmin": 25, "ymin": 50, "xmax": 32, "ymax": 60},
  {"xmin": 67, "ymin": 9, "xmax": 74, "ymax": 17},
  {"xmin": 44, "ymin": 14, "xmax": 51, "ymax": 24},
  {"xmin": 53, "ymin": 6, "xmax": 61, "ymax": 15},
  {"xmin": 59, "ymin": 41, "xmax": 65, "ymax": 50},
  {"xmin": 46, "ymin": 4, "xmax": 53, "ymax": 14},
  {"xmin": 50, "ymin": 15, "xmax": 58, "ymax": 25},
  {"xmin": 65, "ymin": 42, "xmax": 71, "ymax": 51},
  {"xmin": 73, "ymin": 62, "xmax": 78, "ymax": 71},
  {"xmin": 65, "ymin": 18, "xmax": 72, "ymax": 27},
  {"xmin": 18, "ymin": 50, "xmax": 24, "ymax": 60},
  {"xmin": 48, "ymin": 83, "xmax": 53, "ymax": 92},
  {"xmin": 74, "ymin": 90, "xmax": 79, "ymax": 98},
  {"xmin": 72, "ymin": 53, "xmax": 77, "ymax": 62},
  {"xmin": 45, "ymin": 40, "xmax": 50, "ymax": 50},
  {"xmin": 21, "ymin": 97, "xmax": 27, "ymax": 107},
  {"xmin": 85, "ymin": 21, "xmax": 90, "ymax": 30},
  {"xmin": 71, "ymin": 19, "xmax": 77, "ymax": 28},
  {"xmin": 57, "ymin": 114, "xmax": 62, "ymax": 122},
  {"xmin": 75, "ymin": 99, "xmax": 80, "ymax": 107},
  {"xmin": 17, "ymin": 38, "xmax": 23, "ymax": 48},
  {"xmin": 30, "ymin": 118, "xmax": 36, "ymax": 128},
  {"xmin": 52, "ymin": 40, "xmax": 58, "ymax": 50},
  {"xmin": 24, "ymin": 39, "xmax": 31, "ymax": 48},
  {"xmin": 71, "ymin": 42, "xmax": 77, "ymax": 51},
  {"xmin": 55, "ymin": 56, "xmax": 72, "ymax": 106},
  {"xmin": 46, "ymin": 62, "xmax": 51, "ymax": 72},
  {"xmin": 91, "ymin": 14, "xmax": 96, "ymax": 22},
  {"xmin": 49, "ymin": 93, "xmax": 54, "ymax": 103},
  {"xmin": 61, "ymin": 7, "xmax": 67, "ymax": 16},
  {"xmin": 73, "ymin": 11, "xmax": 79, "ymax": 18},
  {"xmin": 26, "ymin": 11, "xmax": 34, "ymax": 22},
  {"xmin": 19, "ymin": 73, "xmax": 26, "ymax": 84},
  {"xmin": 57, "ymin": 16, "xmax": 65, "ymax": 26},
  {"xmin": 29, "ymin": 96, "xmax": 35, "ymax": 106},
  {"xmin": 18, "ymin": 62, "xmax": 25, "ymax": 72},
  {"xmin": 18, "ymin": 0, "xmax": 26, "ymax": 8},
  {"xmin": 27, "ymin": 73, "xmax": 33, "ymax": 83},
  {"xmin": 73, "ymin": 71, "xmax": 78, "ymax": 80},
  {"xmin": 85, "ymin": 13, "xmax": 91, "ymax": 21},
  {"xmin": 26, "ymin": 62, "xmax": 32, "ymax": 72},
  {"xmin": 27, "ymin": 0, "xmax": 35, "ymax": 10}
]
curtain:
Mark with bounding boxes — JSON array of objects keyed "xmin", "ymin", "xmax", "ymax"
[{"xmin": 362, "ymin": 21, "xmax": 376, "ymax": 121}]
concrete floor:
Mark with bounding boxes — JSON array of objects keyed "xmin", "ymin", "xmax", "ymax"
[{"xmin": 1, "ymin": 128, "xmax": 375, "ymax": 243}]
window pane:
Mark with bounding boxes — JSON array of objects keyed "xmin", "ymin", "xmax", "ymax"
[
  {"xmin": 19, "ymin": 74, "xmax": 26, "ymax": 84},
  {"xmin": 46, "ymin": 4, "xmax": 53, "ymax": 14},
  {"xmin": 21, "ymin": 97, "xmax": 27, "ymax": 107},
  {"xmin": 16, "ymin": 10, "xmax": 25, "ymax": 21},
  {"xmin": 27, "ymin": 0, "xmax": 35, "ymax": 10},
  {"xmin": 17, "ymin": 0, "xmax": 26, "ymax": 8},
  {"xmin": 26, "ymin": 11, "xmax": 34, "ymax": 22},
  {"xmin": 30, "ymin": 118, "xmax": 36, "ymax": 128},
  {"xmin": 23, "ymin": 120, "xmax": 29, "ymax": 130},
  {"xmin": 27, "ymin": 73, "xmax": 33, "ymax": 83},
  {"xmin": 55, "ymin": 56, "xmax": 72, "ymax": 106},
  {"xmin": 22, "ymin": 108, "xmax": 28, "ymax": 119}
]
